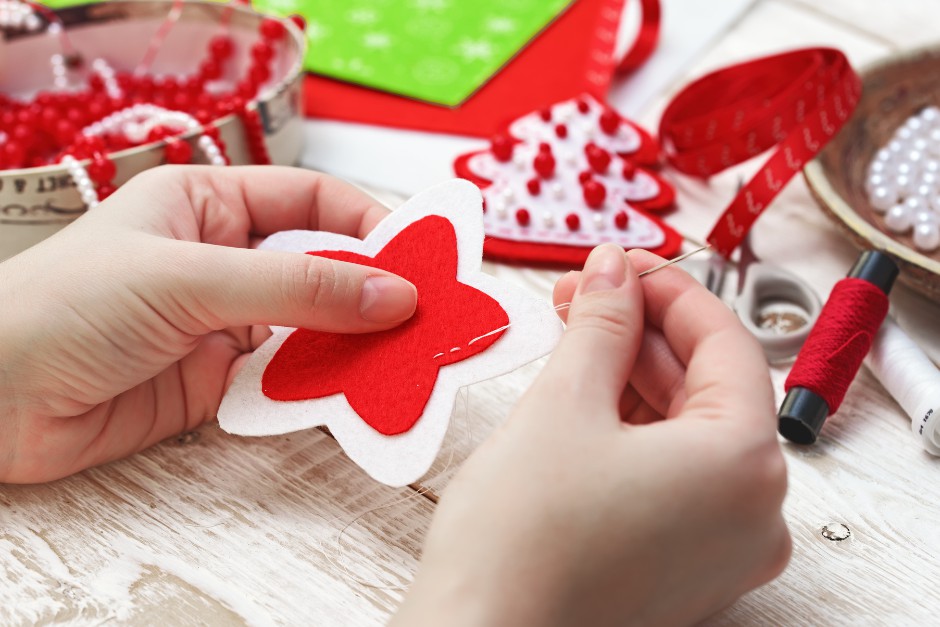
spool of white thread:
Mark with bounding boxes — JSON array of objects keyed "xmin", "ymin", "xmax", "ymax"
[{"xmin": 864, "ymin": 317, "xmax": 940, "ymax": 456}]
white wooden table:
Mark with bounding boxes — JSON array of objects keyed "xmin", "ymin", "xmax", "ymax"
[{"xmin": 4, "ymin": 1, "xmax": 940, "ymax": 624}]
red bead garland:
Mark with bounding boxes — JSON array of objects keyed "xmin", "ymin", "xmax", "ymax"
[{"xmin": 0, "ymin": 14, "xmax": 289, "ymax": 175}]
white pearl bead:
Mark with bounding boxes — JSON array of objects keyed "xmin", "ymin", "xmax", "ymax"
[
  {"xmin": 550, "ymin": 182, "xmax": 564, "ymax": 199},
  {"xmin": 593, "ymin": 214, "xmax": 604, "ymax": 230},
  {"xmin": 905, "ymin": 196, "xmax": 927, "ymax": 213},
  {"xmin": 501, "ymin": 187, "xmax": 514, "ymax": 202},
  {"xmin": 885, "ymin": 203, "xmax": 914, "ymax": 233},
  {"xmin": 543, "ymin": 212, "xmax": 554, "ymax": 227},
  {"xmin": 914, "ymin": 184, "xmax": 934, "ymax": 201},
  {"xmin": 907, "ymin": 117, "xmax": 924, "ymax": 132},
  {"xmin": 875, "ymin": 148, "xmax": 893, "ymax": 163},
  {"xmin": 897, "ymin": 126, "xmax": 914, "ymax": 142},
  {"xmin": 914, "ymin": 210, "xmax": 937, "ymax": 226},
  {"xmin": 896, "ymin": 174, "xmax": 915, "ymax": 195},
  {"xmin": 929, "ymin": 131, "xmax": 940, "ymax": 155},
  {"xmin": 888, "ymin": 139, "xmax": 905, "ymax": 154},
  {"xmin": 921, "ymin": 106, "xmax": 940, "ymax": 125},
  {"xmin": 870, "ymin": 186, "xmax": 895, "ymax": 213},
  {"xmin": 924, "ymin": 159, "xmax": 940, "ymax": 175},
  {"xmin": 913, "ymin": 221, "xmax": 940, "ymax": 252},
  {"xmin": 495, "ymin": 205, "xmax": 507, "ymax": 219},
  {"xmin": 896, "ymin": 161, "xmax": 914, "ymax": 176},
  {"xmin": 908, "ymin": 149, "xmax": 925, "ymax": 165},
  {"xmin": 913, "ymin": 138, "xmax": 929, "ymax": 153},
  {"xmin": 869, "ymin": 159, "xmax": 887, "ymax": 175}
]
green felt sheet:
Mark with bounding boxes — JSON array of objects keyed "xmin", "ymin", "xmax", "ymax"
[{"xmin": 255, "ymin": 0, "xmax": 572, "ymax": 106}]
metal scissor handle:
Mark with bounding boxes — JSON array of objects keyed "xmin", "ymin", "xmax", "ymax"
[{"xmin": 733, "ymin": 262, "xmax": 822, "ymax": 363}]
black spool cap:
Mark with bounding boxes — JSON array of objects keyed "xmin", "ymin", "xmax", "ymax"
[
  {"xmin": 848, "ymin": 250, "xmax": 899, "ymax": 295},
  {"xmin": 777, "ymin": 250, "xmax": 898, "ymax": 445},
  {"xmin": 778, "ymin": 387, "xmax": 830, "ymax": 444}
]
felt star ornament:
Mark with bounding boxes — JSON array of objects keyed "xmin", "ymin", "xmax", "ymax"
[{"xmin": 219, "ymin": 180, "xmax": 563, "ymax": 487}]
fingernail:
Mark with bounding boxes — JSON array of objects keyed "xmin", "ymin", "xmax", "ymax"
[
  {"xmin": 360, "ymin": 276, "xmax": 417, "ymax": 323},
  {"xmin": 580, "ymin": 244, "xmax": 626, "ymax": 294}
]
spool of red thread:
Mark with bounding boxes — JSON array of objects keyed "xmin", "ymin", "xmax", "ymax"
[{"xmin": 778, "ymin": 250, "xmax": 899, "ymax": 444}]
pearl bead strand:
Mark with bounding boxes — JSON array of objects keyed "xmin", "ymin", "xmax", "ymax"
[
  {"xmin": 60, "ymin": 154, "xmax": 100, "ymax": 209},
  {"xmin": 82, "ymin": 103, "xmax": 227, "ymax": 166},
  {"xmin": 90, "ymin": 58, "xmax": 123, "ymax": 100},
  {"xmin": 867, "ymin": 106, "xmax": 940, "ymax": 252},
  {"xmin": 0, "ymin": 0, "xmax": 41, "ymax": 31}
]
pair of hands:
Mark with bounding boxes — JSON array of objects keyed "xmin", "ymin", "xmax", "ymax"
[{"xmin": 0, "ymin": 166, "xmax": 789, "ymax": 625}]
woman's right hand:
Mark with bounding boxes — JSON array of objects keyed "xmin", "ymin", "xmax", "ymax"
[{"xmin": 393, "ymin": 244, "xmax": 791, "ymax": 627}]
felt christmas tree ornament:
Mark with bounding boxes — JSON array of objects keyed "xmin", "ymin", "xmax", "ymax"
[
  {"xmin": 219, "ymin": 180, "xmax": 563, "ymax": 487},
  {"xmin": 454, "ymin": 94, "xmax": 681, "ymax": 266}
]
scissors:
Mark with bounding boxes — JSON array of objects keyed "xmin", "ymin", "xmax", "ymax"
[
  {"xmin": 733, "ymin": 233, "xmax": 822, "ymax": 362},
  {"xmin": 684, "ymin": 233, "xmax": 822, "ymax": 363}
]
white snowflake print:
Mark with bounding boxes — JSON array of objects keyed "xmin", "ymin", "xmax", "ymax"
[
  {"xmin": 348, "ymin": 8, "xmax": 378, "ymax": 24},
  {"xmin": 346, "ymin": 58, "xmax": 372, "ymax": 75},
  {"xmin": 362, "ymin": 32, "xmax": 392, "ymax": 48},
  {"xmin": 484, "ymin": 16, "xmax": 517, "ymax": 33},
  {"xmin": 412, "ymin": 0, "xmax": 450, "ymax": 10},
  {"xmin": 305, "ymin": 20, "xmax": 327, "ymax": 41},
  {"xmin": 456, "ymin": 39, "xmax": 495, "ymax": 62}
]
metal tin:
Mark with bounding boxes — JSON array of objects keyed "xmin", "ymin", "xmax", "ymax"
[{"xmin": 0, "ymin": 0, "xmax": 306, "ymax": 260}]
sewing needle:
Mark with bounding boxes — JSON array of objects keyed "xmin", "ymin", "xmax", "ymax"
[{"xmin": 637, "ymin": 244, "xmax": 711, "ymax": 277}]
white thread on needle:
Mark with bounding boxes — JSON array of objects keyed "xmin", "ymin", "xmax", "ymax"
[
  {"xmin": 864, "ymin": 316, "xmax": 940, "ymax": 456},
  {"xmin": 637, "ymin": 244, "xmax": 711, "ymax": 277},
  {"xmin": 432, "ymin": 246, "xmax": 710, "ymax": 359},
  {"xmin": 432, "ymin": 245, "xmax": 711, "ymax": 360}
]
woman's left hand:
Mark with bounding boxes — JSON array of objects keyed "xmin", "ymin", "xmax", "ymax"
[{"xmin": 0, "ymin": 166, "xmax": 418, "ymax": 483}]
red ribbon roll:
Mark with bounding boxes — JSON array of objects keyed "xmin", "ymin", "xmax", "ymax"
[
  {"xmin": 658, "ymin": 48, "xmax": 861, "ymax": 258},
  {"xmin": 616, "ymin": 0, "xmax": 662, "ymax": 75}
]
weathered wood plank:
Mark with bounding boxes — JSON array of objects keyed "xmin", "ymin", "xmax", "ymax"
[{"xmin": 0, "ymin": 425, "xmax": 431, "ymax": 625}]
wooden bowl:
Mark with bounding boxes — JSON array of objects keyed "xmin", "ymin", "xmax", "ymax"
[
  {"xmin": 804, "ymin": 45, "xmax": 940, "ymax": 302},
  {"xmin": 0, "ymin": 0, "xmax": 305, "ymax": 261}
]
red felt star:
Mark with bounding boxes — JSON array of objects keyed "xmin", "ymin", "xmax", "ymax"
[{"xmin": 261, "ymin": 215, "xmax": 510, "ymax": 436}]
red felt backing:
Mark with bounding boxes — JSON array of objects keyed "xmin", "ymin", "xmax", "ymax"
[{"xmin": 262, "ymin": 216, "xmax": 510, "ymax": 436}]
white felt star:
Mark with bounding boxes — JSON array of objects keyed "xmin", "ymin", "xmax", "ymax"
[{"xmin": 218, "ymin": 180, "xmax": 562, "ymax": 487}]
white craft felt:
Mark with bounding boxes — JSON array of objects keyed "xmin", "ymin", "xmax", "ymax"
[{"xmin": 218, "ymin": 179, "xmax": 563, "ymax": 487}]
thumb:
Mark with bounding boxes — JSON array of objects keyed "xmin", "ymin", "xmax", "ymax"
[
  {"xmin": 159, "ymin": 241, "xmax": 417, "ymax": 333},
  {"xmin": 540, "ymin": 244, "xmax": 645, "ymax": 414}
]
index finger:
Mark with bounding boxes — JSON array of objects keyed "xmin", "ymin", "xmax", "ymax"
[
  {"xmin": 205, "ymin": 166, "xmax": 390, "ymax": 239},
  {"xmin": 627, "ymin": 249, "xmax": 776, "ymax": 427},
  {"xmin": 128, "ymin": 165, "xmax": 391, "ymax": 246}
]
